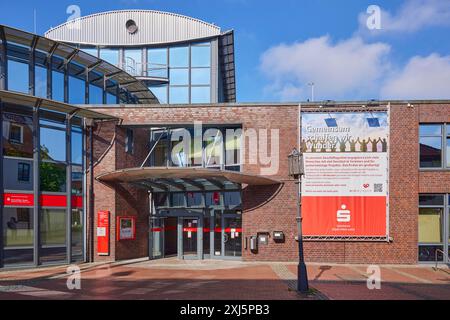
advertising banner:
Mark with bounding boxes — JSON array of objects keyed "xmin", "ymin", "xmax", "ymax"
[{"xmin": 301, "ymin": 112, "xmax": 389, "ymax": 238}]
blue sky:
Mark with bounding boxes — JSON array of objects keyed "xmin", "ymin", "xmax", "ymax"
[{"xmin": 1, "ymin": 0, "xmax": 449, "ymax": 102}]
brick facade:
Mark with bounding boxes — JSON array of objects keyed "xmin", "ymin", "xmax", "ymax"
[{"xmin": 87, "ymin": 102, "xmax": 450, "ymax": 264}]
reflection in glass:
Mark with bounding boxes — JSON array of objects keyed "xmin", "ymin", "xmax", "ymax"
[
  {"xmin": 100, "ymin": 48, "xmax": 119, "ymax": 66},
  {"xmin": 419, "ymin": 125, "xmax": 442, "ymax": 136},
  {"xmin": 7, "ymin": 60, "xmax": 29, "ymax": 93},
  {"xmin": 40, "ymin": 126, "xmax": 66, "ymax": 162},
  {"xmin": 40, "ymin": 162, "xmax": 67, "ymax": 193},
  {"xmin": 419, "ymin": 195, "xmax": 444, "ymax": 206},
  {"xmin": 72, "ymin": 209, "xmax": 83, "ymax": 261},
  {"xmin": 2, "ymin": 208, "xmax": 34, "ymax": 266},
  {"xmin": 89, "ymin": 84, "xmax": 103, "ymax": 104},
  {"xmin": 35, "ymin": 66, "xmax": 47, "ymax": 98},
  {"xmin": 191, "ymin": 86, "xmax": 210, "ymax": 104},
  {"xmin": 52, "ymin": 71, "xmax": 64, "ymax": 102},
  {"xmin": 170, "ymin": 69, "xmax": 189, "ymax": 85},
  {"xmin": 149, "ymin": 85, "xmax": 168, "ymax": 104},
  {"xmin": 148, "ymin": 48, "xmax": 168, "ymax": 78},
  {"xmin": 71, "ymin": 127, "xmax": 83, "ymax": 164},
  {"xmin": 40, "ymin": 209, "xmax": 67, "ymax": 264},
  {"xmin": 124, "ymin": 49, "xmax": 142, "ymax": 76},
  {"xmin": 3, "ymin": 112, "xmax": 33, "ymax": 158},
  {"xmin": 191, "ymin": 45, "xmax": 211, "ymax": 67},
  {"xmin": 69, "ymin": 77, "xmax": 85, "ymax": 104},
  {"xmin": 169, "ymin": 86, "xmax": 189, "ymax": 104},
  {"xmin": 191, "ymin": 68, "xmax": 210, "ymax": 85},
  {"xmin": 420, "ymin": 137, "xmax": 442, "ymax": 168},
  {"xmin": 169, "ymin": 47, "xmax": 189, "ymax": 67}
]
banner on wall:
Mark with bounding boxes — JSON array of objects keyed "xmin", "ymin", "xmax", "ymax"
[{"xmin": 301, "ymin": 112, "xmax": 389, "ymax": 238}]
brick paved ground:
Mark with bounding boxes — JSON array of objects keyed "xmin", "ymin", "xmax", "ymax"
[{"xmin": 0, "ymin": 260, "xmax": 448, "ymax": 300}]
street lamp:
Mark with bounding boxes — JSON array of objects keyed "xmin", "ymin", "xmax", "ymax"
[{"xmin": 288, "ymin": 148, "xmax": 309, "ymax": 293}]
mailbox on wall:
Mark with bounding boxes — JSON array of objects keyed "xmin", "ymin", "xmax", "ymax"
[{"xmin": 97, "ymin": 211, "xmax": 110, "ymax": 256}]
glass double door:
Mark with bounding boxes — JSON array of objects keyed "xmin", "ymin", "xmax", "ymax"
[{"xmin": 150, "ymin": 210, "xmax": 242, "ymax": 260}]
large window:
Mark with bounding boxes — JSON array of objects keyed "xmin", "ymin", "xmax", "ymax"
[
  {"xmin": 7, "ymin": 60, "xmax": 29, "ymax": 93},
  {"xmin": 419, "ymin": 124, "xmax": 450, "ymax": 169},
  {"xmin": 40, "ymin": 209, "xmax": 67, "ymax": 263},
  {"xmin": 418, "ymin": 195, "xmax": 449, "ymax": 263},
  {"xmin": 100, "ymin": 48, "xmax": 119, "ymax": 66},
  {"xmin": 2, "ymin": 208, "xmax": 34, "ymax": 266},
  {"xmin": 52, "ymin": 71, "xmax": 64, "ymax": 102},
  {"xmin": 148, "ymin": 48, "xmax": 168, "ymax": 78},
  {"xmin": 124, "ymin": 49, "xmax": 142, "ymax": 76},
  {"xmin": 35, "ymin": 66, "xmax": 48, "ymax": 98}
]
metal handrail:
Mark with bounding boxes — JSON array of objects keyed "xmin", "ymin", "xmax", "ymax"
[{"xmin": 434, "ymin": 249, "xmax": 450, "ymax": 269}]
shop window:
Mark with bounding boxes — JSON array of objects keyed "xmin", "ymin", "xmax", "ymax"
[
  {"xmin": 420, "ymin": 124, "xmax": 442, "ymax": 168},
  {"xmin": 17, "ymin": 162, "xmax": 31, "ymax": 182},
  {"xmin": 2, "ymin": 207, "xmax": 34, "ymax": 266},
  {"xmin": 72, "ymin": 209, "xmax": 83, "ymax": 261},
  {"xmin": 418, "ymin": 194, "xmax": 444, "ymax": 262},
  {"xmin": 40, "ymin": 209, "xmax": 67, "ymax": 264}
]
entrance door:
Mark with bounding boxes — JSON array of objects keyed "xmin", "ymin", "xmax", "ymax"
[
  {"xmin": 212, "ymin": 210, "xmax": 242, "ymax": 259},
  {"xmin": 181, "ymin": 217, "xmax": 200, "ymax": 260},
  {"xmin": 224, "ymin": 215, "xmax": 242, "ymax": 258}
]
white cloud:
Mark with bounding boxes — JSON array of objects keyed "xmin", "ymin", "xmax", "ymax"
[
  {"xmin": 260, "ymin": 36, "xmax": 391, "ymax": 100},
  {"xmin": 358, "ymin": 0, "xmax": 450, "ymax": 34},
  {"xmin": 381, "ymin": 54, "xmax": 450, "ymax": 99}
]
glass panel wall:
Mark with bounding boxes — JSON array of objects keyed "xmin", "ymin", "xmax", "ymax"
[
  {"xmin": 124, "ymin": 49, "xmax": 142, "ymax": 76},
  {"xmin": 100, "ymin": 48, "xmax": 119, "ymax": 66},
  {"xmin": 148, "ymin": 48, "xmax": 168, "ymax": 78},
  {"xmin": 7, "ymin": 60, "xmax": 29, "ymax": 93},
  {"xmin": 35, "ymin": 66, "xmax": 47, "ymax": 98}
]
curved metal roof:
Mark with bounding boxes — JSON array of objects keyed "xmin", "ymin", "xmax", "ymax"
[
  {"xmin": 45, "ymin": 10, "xmax": 222, "ymax": 46},
  {"xmin": 0, "ymin": 90, "xmax": 117, "ymax": 120},
  {"xmin": 1, "ymin": 24, "xmax": 158, "ymax": 104},
  {"xmin": 97, "ymin": 167, "xmax": 281, "ymax": 192}
]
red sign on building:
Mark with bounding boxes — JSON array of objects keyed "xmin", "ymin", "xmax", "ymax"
[{"xmin": 97, "ymin": 211, "xmax": 110, "ymax": 256}]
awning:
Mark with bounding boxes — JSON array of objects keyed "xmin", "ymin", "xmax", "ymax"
[
  {"xmin": 0, "ymin": 24, "xmax": 158, "ymax": 104},
  {"xmin": 96, "ymin": 167, "xmax": 281, "ymax": 192},
  {"xmin": 0, "ymin": 90, "xmax": 117, "ymax": 120}
]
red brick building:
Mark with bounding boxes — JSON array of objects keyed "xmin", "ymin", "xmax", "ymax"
[{"xmin": 86, "ymin": 101, "xmax": 450, "ymax": 265}]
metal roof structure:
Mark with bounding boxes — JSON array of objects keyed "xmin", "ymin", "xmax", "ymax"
[
  {"xmin": 45, "ymin": 10, "xmax": 222, "ymax": 46},
  {"xmin": 97, "ymin": 167, "xmax": 281, "ymax": 193},
  {"xmin": 0, "ymin": 89, "xmax": 117, "ymax": 120},
  {"xmin": 0, "ymin": 24, "xmax": 158, "ymax": 104}
]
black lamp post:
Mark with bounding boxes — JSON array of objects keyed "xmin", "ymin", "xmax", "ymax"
[{"xmin": 288, "ymin": 148, "xmax": 309, "ymax": 293}]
